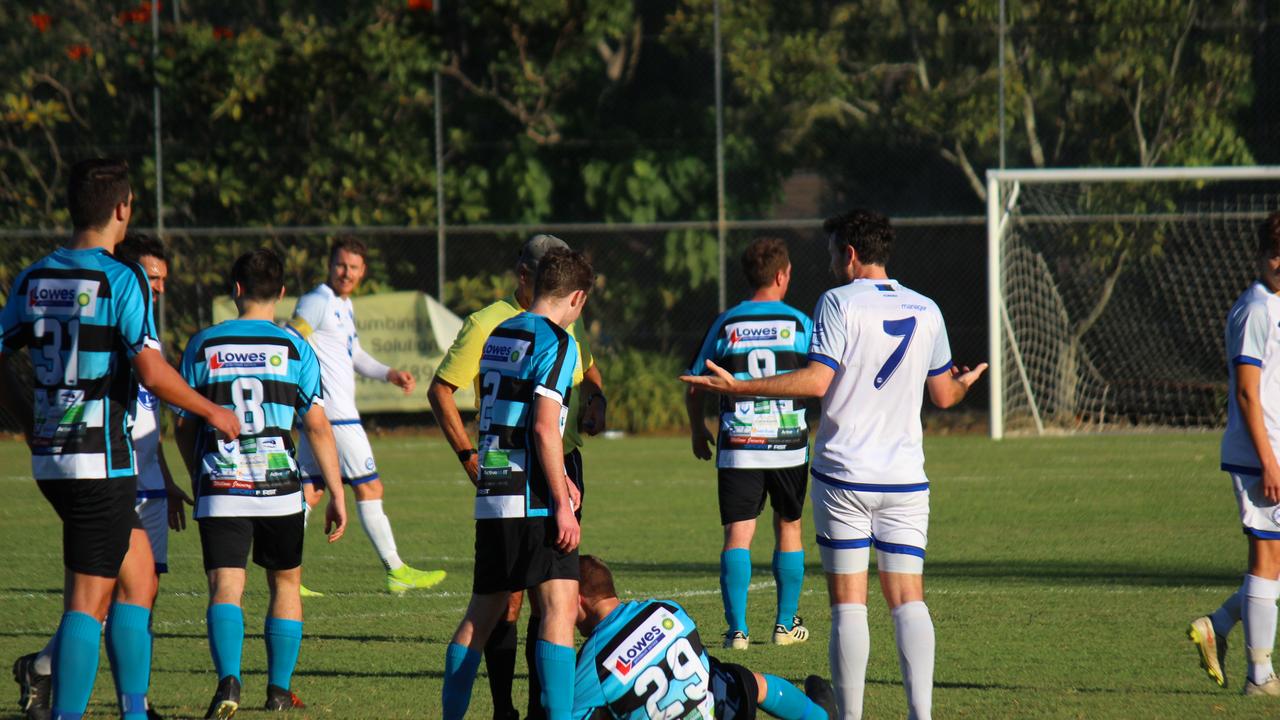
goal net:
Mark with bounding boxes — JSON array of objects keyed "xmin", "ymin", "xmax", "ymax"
[{"xmin": 987, "ymin": 167, "xmax": 1280, "ymax": 438}]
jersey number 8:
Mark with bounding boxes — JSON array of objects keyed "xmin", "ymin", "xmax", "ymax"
[{"xmin": 230, "ymin": 377, "xmax": 266, "ymax": 435}]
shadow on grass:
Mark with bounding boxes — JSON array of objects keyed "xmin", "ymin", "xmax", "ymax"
[{"xmin": 870, "ymin": 677, "xmax": 1224, "ymax": 697}]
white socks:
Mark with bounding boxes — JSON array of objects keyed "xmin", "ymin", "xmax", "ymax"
[
  {"xmin": 357, "ymin": 499, "xmax": 403, "ymax": 571},
  {"xmin": 34, "ymin": 637, "xmax": 54, "ymax": 675},
  {"xmin": 1210, "ymin": 586, "xmax": 1244, "ymax": 638},
  {"xmin": 892, "ymin": 601, "xmax": 934, "ymax": 720},
  {"xmin": 1244, "ymin": 574, "xmax": 1280, "ymax": 684},
  {"xmin": 830, "ymin": 603, "xmax": 869, "ymax": 720}
]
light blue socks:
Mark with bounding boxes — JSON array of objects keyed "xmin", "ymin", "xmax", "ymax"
[
  {"xmin": 206, "ymin": 603, "xmax": 244, "ymax": 681},
  {"xmin": 442, "ymin": 642, "xmax": 481, "ymax": 720},
  {"xmin": 760, "ymin": 674, "xmax": 827, "ymax": 719},
  {"xmin": 721, "ymin": 548, "xmax": 751, "ymax": 634},
  {"xmin": 773, "ymin": 550, "xmax": 804, "ymax": 626},
  {"xmin": 105, "ymin": 603, "xmax": 152, "ymax": 720},
  {"xmin": 534, "ymin": 640, "xmax": 575, "ymax": 720},
  {"xmin": 51, "ymin": 611, "xmax": 102, "ymax": 720},
  {"xmin": 264, "ymin": 617, "xmax": 304, "ymax": 690}
]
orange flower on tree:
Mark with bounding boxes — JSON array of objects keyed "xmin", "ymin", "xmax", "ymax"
[
  {"xmin": 66, "ymin": 44, "xmax": 92, "ymax": 61},
  {"xmin": 212, "ymin": 26, "xmax": 234, "ymax": 40},
  {"xmin": 407, "ymin": 0, "xmax": 432, "ymax": 11},
  {"xmin": 30, "ymin": 13, "xmax": 52, "ymax": 33}
]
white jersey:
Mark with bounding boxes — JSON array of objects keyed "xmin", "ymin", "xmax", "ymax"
[
  {"xmin": 806, "ymin": 279, "xmax": 952, "ymax": 488},
  {"xmin": 1220, "ymin": 282, "xmax": 1280, "ymax": 473},
  {"xmin": 132, "ymin": 384, "xmax": 165, "ymax": 494},
  {"xmin": 289, "ymin": 283, "xmax": 390, "ymax": 422}
]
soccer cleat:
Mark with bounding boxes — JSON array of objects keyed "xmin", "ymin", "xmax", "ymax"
[
  {"xmin": 298, "ymin": 584, "xmax": 324, "ymax": 598},
  {"xmin": 1186, "ymin": 616, "xmax": 1227, "ymax": 688},
  {"xmin": 12, "ymin": 653, "xmax": 50, "ymax": 716},
  {"xmin": 493, "ymin": 709, "xmax": 520, "ymax": 720},
  {"xmin": 386, "ymin": 565, "xmax": 447, "ymax": 594},
  {"xmin": 773, "ymin": 615, "xmax": 810, "ymax": 645},
  {"xmin": 1244, "ymin": 673, "xmax": 1280, "ymax": 696},
  {"xmin": 204, "ymin": 675, "xmax": 241, "ymax": 719},
  {"xmin": 803, "ymin": 675, "xmax": 838, "ymax": 720},
  {"xmin": 722, "ymin": 630, "xmax": 750, "ymax": 650},
  {"xmin": 265, "ymin": 684, "xmax": 306, "ymax": 711},
  {"xmin": 146, "ymin": 703, "xmax": 165, "ymax": 720}
]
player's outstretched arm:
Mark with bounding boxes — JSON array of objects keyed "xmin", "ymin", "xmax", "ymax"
[
  {"xmin": 133, "ymin": 348, "xmax": 240, "ymax": 439},
  {"xmin": 684, "ymin": 386, "xmax": 713, "ymax": 461},
  {"xmin": 427, "ymin": 376, "xmax": 480, "ymax": 484},
  {"xmin": 352, "ymin": 336, "xmax": 416, "ymax": 393},
  {"xmin": 925, "ymin": 362, "xmax": 989, "ymax": 409},
  {"xmin": 680, "ymin": 359, "xmax": 835, "ymax": 399},
  {"xmin": 1236, "ymin": 363, "xmax": 1280, "ymax": 503},
  {"xmin": 301, "ymin": 404, "xmax": 349, "ymax": 542},
  {"xmin": 533, "ymin": 395, "xmax": 579, "ymax": 552}
]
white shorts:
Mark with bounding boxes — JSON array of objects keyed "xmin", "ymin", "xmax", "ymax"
[
  {"xmin": 1232, "ymin": 472, "xmax": 1280, "ymax": 539},
  {"xmin": 810, "ymin": 474, "xmax": 929, "ymax": 574},
  {"xmin": 134, "ymin": 495, "xmax": 169, "ymax": 573},
  {"xmin": 297, "ymin": 421, "xmax": 379, "ymax": 487}
]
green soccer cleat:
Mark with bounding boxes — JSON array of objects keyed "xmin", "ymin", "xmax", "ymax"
[
  {"xmin": 298, "ymin": 584, "xmax": 324, "ymax": 598},
  {"xmin": 1187, "ymin": 616, "xmax": 1227, "ymax": 688},
  {"xmin": 387, "ymin": 565, "xmax": 447, "ymax": 594},
  {"xmin": 773, "ymin": 615, "xmax": 810, "ymax": 646}
]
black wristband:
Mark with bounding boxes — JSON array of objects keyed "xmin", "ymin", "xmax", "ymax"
[
  {"xmin": 586, "ymin": 392, "xmax": 607, "ymax": 408},
  {"xmin": 457, "ymin": 448, "xmax": 478, "ymax": 463}
]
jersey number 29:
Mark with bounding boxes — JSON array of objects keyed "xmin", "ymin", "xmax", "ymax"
[{"xmin": 632, "ymin": 637, "xmax": 709, "ymax": 719}]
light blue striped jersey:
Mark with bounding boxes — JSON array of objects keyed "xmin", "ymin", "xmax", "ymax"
[
  {"xmin": 179, "ymin": 319, "xmax": 322, "ymax": 518},
  {"xmin": 687, "ymin": 300, "xmax": 813, "ymax": 469},
  {"xmin": 0, "ymin": 246, "xmax": 159, "ymax": 481},
  {"xmin": 573, "ymin": 600, "xmax": 713, "ymax": 720},
  {"xmin": 475, "ymin": 311, "xmax": 577, "ymax": 519}
]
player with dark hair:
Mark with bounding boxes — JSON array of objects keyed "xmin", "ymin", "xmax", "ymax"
[
  {"xmin": 175, "ymin": 248, "xmax": 348, "ymax": 717},
  {"xmin": 686, "ymin": 236, "xmax": 814, "ymax": 650},
  {"xmin": 288, "ymin": 238, "xmax": 444, "ymax": 595},
  {"xmin": 571, "ymin": 554, "xmax": 836, "ymax": 720},
  {"xmin": 1188, "ymin": 211, "xmax": 1280, "ymax": 697},
  {"xmin": 0, "ymin": 159, "xmax": 239, "ymax": 720},
  {"xmin": 684, "ymin": 209, "xmax": 986, "ymax": 720},
  {"xmin": 13, "ymin": 233, "xmax": 190, "ymax": 720},
  {"xmin": 441, "ymin": 249, "xmax": 594, "ymax": 720}
]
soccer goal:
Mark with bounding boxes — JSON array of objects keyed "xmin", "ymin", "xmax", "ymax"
[{"xmin": 987, "ymin": 166, "xmax": 1280, "ymax": 439}]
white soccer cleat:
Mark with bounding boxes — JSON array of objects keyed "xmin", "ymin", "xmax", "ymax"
[
  {"xmin": 1244, "ymin": 673, "xmax": 1280, "ymax": 697},
  {"xmin": 773, "ymin": 615, "xmax": 810, "ymax": 646},
  {"xmin": 723, "ymin": 630, "xmax": 749, "ymax": 650},
  {"xmin": 1186, "ymin": 616, "xmax": 1227, "ymax": 688}
]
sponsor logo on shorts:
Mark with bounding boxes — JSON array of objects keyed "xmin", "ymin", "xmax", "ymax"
[
  {"xmin": 1271, "ymin": 506, "xmax": 1280, "ymax": 527},
  {"xmin": 137, "ymin": 387, "xmax": 158, "ymax": 410},
  {"xmin": 603, "ymin": 607, "xmax": 685, "ymax": 683},
  {"xmin": 26, "ymin": 279, "xmax": 100, "ymax": 317},
  {"xmin": 365, "ymin": 457, "xmax": 376, "ymax": 471}
]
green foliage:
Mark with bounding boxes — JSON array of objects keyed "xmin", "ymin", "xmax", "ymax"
[
  {"xmin": 445, "ymin": 272, "xmax": 511, "ymax": 316},
  {"xmin": 597, "ymin": 349, "xmax": 688, "ymax": 433}
]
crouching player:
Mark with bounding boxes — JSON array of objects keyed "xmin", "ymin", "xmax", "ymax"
[
  {"xmin": 175, "ymin": 249, "xmax": 348, "ymax": 717},
  {"xmin": 572, "ymin": 554, "xmax": 836, "ymax": 720}
]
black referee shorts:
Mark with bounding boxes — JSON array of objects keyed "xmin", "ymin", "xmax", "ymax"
[
  {"xmin": 717, "ymin": 464, "xmax": 808, "ymax": 526},
  {"xmin": 38, "ymin": 476, "xmax": 142, "ymax": 578}
]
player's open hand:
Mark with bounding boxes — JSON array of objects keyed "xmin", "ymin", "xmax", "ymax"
[
  {"xmin": 166, "ymin": 482, "xmax": 194, "ymax": 531},
  {"xmin": 951, "ymin": 362, "xmax": 990, "ymax": 388},
  {"xmin": 463, "ymin": 453, "xmax": 480, "ymax": 486},
  {"xmin": 691, "ymin": 425, "xmax": 713, "ymax": 461},
  {"xmin": 325, "ymin": 497, "xmax": 348, "ymax": 543},
  {"xmin": 1264, "ymin": 465, "xmax": 1280, "ymax": 505},
  {"xmin": 387, "ymin": 369, "xmax": 416, "ymax": 395},
  {"xmin": 566, "ymin": 477, "xmax": 582, "ymax": 513},
  {"xmin": 554, "ymin": 505, "xmax": 580, "ymax": 552},
  {"xmin": 679, "ymin": 360, "xmax": 737, "ymax": 393},
  {"xmin": 206, "ymin": 405, "xmax": 241, "ymax": 440}
]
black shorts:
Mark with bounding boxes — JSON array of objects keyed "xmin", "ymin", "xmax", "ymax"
[
  {"xmin": 472, "ymin": 516, "xmax": 579, "ymax": 594},
  {"xmin": 709, "ymin": 656, "xmax": 759, "ymax": 720},
  {"xmin": 38, "ymin": 476, "xmax": 142, "ymax": 578},
  {"xmin": 198, "ymin": 513, "xmax": 305, "ymax": 572},
  {"xmin": 717, "ymin": 464, "xmax": 808, "ymax": 525},
  {"xmin": 566, "ymin": 448, "xmax": 584, "ymax": 519}
]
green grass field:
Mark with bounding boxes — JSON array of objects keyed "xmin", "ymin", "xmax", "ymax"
[{"xmin": 1, "ymin": 433, "xmax": 1278, "ymax": 719}]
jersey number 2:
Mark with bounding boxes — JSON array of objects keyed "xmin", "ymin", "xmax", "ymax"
[
  {"xmin": 478, "ymin": 370, "xmax": 501, "ymax": 432},
  {"xmin": 874, "ymin": 317, "xmax": 916, "ymax": 389},
  {"xmin": 632, "ymin": 637, "xmax": 709, "ymax": 719}
]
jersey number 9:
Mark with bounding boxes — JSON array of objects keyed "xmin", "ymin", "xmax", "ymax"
[{"xmin": 632, "ymin": 637, "xmax": 709, "ymax": 719}]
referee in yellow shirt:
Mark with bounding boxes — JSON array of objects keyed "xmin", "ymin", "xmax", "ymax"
[{"xmin": 428, "ymin": 234, "xmax": 606, "ymax": 720}]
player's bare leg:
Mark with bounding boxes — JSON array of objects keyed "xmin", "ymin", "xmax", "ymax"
[
  {"xmin": 772, "ymin": 513, "xmax": 808, "ymax": 645},
  {"xmin": 721, "ymin": 519, "xmax": 756, "ymax": 649},
  {"xmin": 532, "ymin": 579, "xmax": 578, "ymax": 720},
  {"xmin": 264, "ymin": 568, "xmax": 306, "ymax": 709},
  {"xmin": 1242, "ymin": 538, "xmax": 1280, "ymax": 696},
  {"xmin": 826, "ymin": 571, "xmax": 870, "ymax": 720},
  {"xmin": 443, "ymin": 592, "xmax": 512, "ymax": 720}
]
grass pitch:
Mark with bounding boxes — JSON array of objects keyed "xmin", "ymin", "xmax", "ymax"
[{"xmin": 0, "ymin": 432, "xmax": 1277, "ymax": 718}]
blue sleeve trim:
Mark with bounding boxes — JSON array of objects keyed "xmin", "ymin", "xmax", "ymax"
[
  {"xmin": 1233, "ymin": 355, "xmax": 1263, "ymax": 368},
  {"xmin": 808, "ymin": 353, "xmax": 839, "ymax": 371},
  {"xmin": 330, "ymin": 419, "xmax": 363, "ymax": 427},
  {"xmin": 815, "ymin": 536, "xmax": 872, "ymax": 550},
  {"xmin": 1222, "ymin": 462, "xmax": 1263, "ymax": 477},
  {"xmin": 872, "ymin": 539, "xmax": 926, "ymax": 558},
  {"xmin": 928, "ymin": 361, "xmax": 954, "ymax": 377}
]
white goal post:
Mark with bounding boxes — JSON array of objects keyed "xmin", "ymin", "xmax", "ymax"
[{"xmin": 987, "ymin": 166, "xmax": 1280, "ymax": 439}]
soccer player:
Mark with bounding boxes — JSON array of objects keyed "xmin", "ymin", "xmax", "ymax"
[
  {"xmin": 429, "ymin": 234, "xmax": 607, "ymax": 720},
  {"xmin": 287, "ymin": 238, "xmax": 445, "ymax": 594},
  {"xmin": 174, "ymin": 249, "xmax": 348, "ymax": 717},
  {"xmin": 685, "ymin": 237, "xmax": 814, "ymax": 650},
  {"xmin": 682, "ymin": 210, "xmax": 986, "ymax": 720},
  {"xmin": 1188, "ymin": 211, "xmax": 1280, "ymax": 696},
  {"xmin": 439, "ymin": 248, "xmax": 594, "ymax": 720},
  {"xmin": 12, "ymin": 233, "xmax": 191, "ymax": 720},
  {"xmin": 572, "ymin": 554, "xmax": 836, "ymax": 720},
  {"xmin": 0, "ymin": 159, "xmax": 239, "ymax": 720}
]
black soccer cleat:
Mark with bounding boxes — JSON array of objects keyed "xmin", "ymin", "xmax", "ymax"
[
  {"xmin": 145, "ymin": 701, "xmax": 165, "ymax": 720},
  {"xmin": 804, "ymin": 674, "xmax": 838, "ymax": 720},
  {"xmin": 12, "ymin": 653, "xmax": 50, "ymax": 716},
  {"xmin": 265, "ymin": 684, "xmax": 306, "ymax": 711},
  {"xmin": 204, "ymin": 675, "xmax": 241, "ymax": 719}
]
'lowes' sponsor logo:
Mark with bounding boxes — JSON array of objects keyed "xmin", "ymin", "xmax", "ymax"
[
  {"xmin": 482, "ymin": 342, "xmax": 522, "ymax": 363},
  {"xmin": 726, "ymin": 320, "xmax": 796, "ymax": 345},
  {"xmin": 603, "ymin": 607, "xmax": 685, "ymax": 683},
  {"xmin": 206, "ymin": 344, "xmax": 288, "ymax": 375},
  {"xmin": 210, "ymin": 350, "xmax": 268, "ymax": 370},
  {"xmin": 26, "ymin": 279, "xmax": 100, "ymax": 317},
  {"xmin": 480, "ymin": 338, "xmax": 531, "ymax": 370}
]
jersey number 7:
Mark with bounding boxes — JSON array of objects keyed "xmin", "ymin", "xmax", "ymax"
[{"xmin": 874, "ymin": 317, "xmax": 916, "ymax": 389}]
